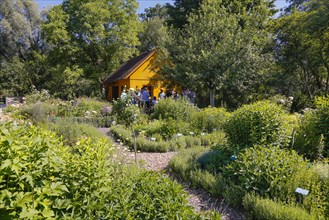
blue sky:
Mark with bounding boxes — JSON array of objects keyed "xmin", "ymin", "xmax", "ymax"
[{"xmin": 35, "ymin": 0, "xmax": 288, "ymax": 14}]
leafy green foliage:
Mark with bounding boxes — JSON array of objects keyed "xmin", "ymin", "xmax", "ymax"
[
  {"xmin": 160, "ymin": 0, "xmax": 273, "ymax": 107},
  {"xmin": 145, "ymin": 118, "xmax": 192, "ymax": 140},
  {"xmin": 0, "ymin": 0, "xmax": 41, "ymax": 62},
  {"xmin": 48, "ymin": 121, "xmax": 110, "ymax": 146},
  {"xmin": 243, "ymin": 193, "xmax": 317, "ymax": 220},
  {"xmin": 42, "ymin": 0, "xmax": 141, "ymax": 97},
  {"xmin": 224, "ymin": 101, "xmax": 290, "ymax": 149},
  {"xmin": 0, "ymin": 121, "xmax": 69, "ymax": 219},
  {"xmin": 273, "ymin": 0, "xmax": 329, "ymax": 102},
  {"xmin": 223, "ymin": 145, "xmax": 307, "ymax": 199},
  {"xmin": 0, "ymin": 121, "xmax": 212, "ymax": 219},
  {"xmin": 293, "ymin": 109, "xmax": 325, "ymax": 161},
  {"xmin": 151, "ymin": 98, "xmax": 198, "ymax": 121},
  {"xmin": 190, "ymin": 107, "xmax": 230, "ymax": 133},
  {"xmin": 112, "ymin": 97, "xmax": 143, "ymax": 128},
  {"xmin": 294, "ymin": 96, "xmax": 329, "ymax": 159},
  {"xmin": 283, "ymin": 164, "xmax": 329, "ymax": 218},
  {"xmin": 111, "ymin": 123, "xmax": 221, "ymax": 152},
  {"xmin": 169, "ymin": 147, "xmax": 223, "ymax": 195}
]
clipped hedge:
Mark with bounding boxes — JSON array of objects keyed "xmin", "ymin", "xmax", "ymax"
[{"xmin": 224, "ymin": 101, "xmax": 290, "ymax": 149}]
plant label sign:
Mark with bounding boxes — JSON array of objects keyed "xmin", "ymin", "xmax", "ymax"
[{"xmin": 295, "ymin": 187, "xmax": 309, "ymax": 196}]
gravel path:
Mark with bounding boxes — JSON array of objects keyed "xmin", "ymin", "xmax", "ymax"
[{"xmin": 98, "ymin": 128, "xmax": 245, "ymax": 220}]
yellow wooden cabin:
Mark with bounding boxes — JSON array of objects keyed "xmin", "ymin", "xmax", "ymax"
[{"xmin": 103, "ymin": 50, "xmax": 162, "ymax": 100}]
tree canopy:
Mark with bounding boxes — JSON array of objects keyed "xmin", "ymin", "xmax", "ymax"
[
  {"xmin": 41, "ymin": 0, "xmax": 141, "ymax": 98},
  {"xmin": 158, "ymin": 0, "xmax": 273, "ymax": 107}
]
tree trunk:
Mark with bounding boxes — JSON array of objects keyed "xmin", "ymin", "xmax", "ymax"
[{"xmin": 209, "ymin": 88, "xmax": 215, "ymax": 107}]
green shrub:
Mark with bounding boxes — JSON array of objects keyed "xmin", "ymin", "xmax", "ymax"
[
  {"xmin": 197, "ymin": 147, "xmax": 234, "ymax": 174},
  {"xmin": 200, "ymin": 131, "xmax": 227, "ymax": 147},
  {"xmin": 48, "ymin": 120, "xmax": 110, "ymax": 146},
  {"xmin": 283, "ymin": 163, "xmax": 329, "ymax": 218},
  {"xmin": 169, "ymin": 147, "xmax": 223, "ymax": 195},
  {"xmin": 142, "ymin": 118, "xmax": 192, "ymax": 140},
  {"xmin": 293, "ymin": 109, "xmax": 325, "ymax": 161},
  {"xmin": 293, "ymin": 96, "xmax": 329, "ymax": 159},
  {"xmin": 111, "ymin": 124, "xmax": 205, "ymax": 152},
  {"xmin": 25, "ymin": 88, "xmax": 51, "ymax": 103},
  {"xmin": 224, "ymin": 101, "xmax": 290, "ymax": 149},
  {"xmin": 112, "ymin": 98, "xmax": 145, "ymax": 127},
  {"xmin": 0, "ymin": 121, "xmax": 215, "ymax": 219},
  {"xmin": 18, "ymin": 102, "xmax": 57, "ymax": 123},
  {"xmin": 57, "ymin": 97, "xmax": 110, "ymax": 117},
  {"xmin": 49, "ymin": 116, "xmax": 113, "ymax": 127},
  {"xmin": 151, "ymin": 98, "xmax": 199, "ymax": 121},
  {"xmin": 0, "ymin": 121, "xmax": 70, "ymax": 219},
  {"xmin": 314, "ymin": 96, "xmax": 329, "ymax": 158},
  {"xmin": 136, "ymin": 136, "xmax": 170, "ymax": 152},
  {"xmin": 190, "ymin": 107, "xmax": 230, "ymax": 133},
  {"xmin": 243, "ymin": 193, "xmax": 316, "ymax": 220},
  {"xmin": 185, "ymin": 135, "xmax": 202, "ymax": 148},
  {"xmin": 223, "ymin": 145, "xmax": 307, "ymax": 199}
]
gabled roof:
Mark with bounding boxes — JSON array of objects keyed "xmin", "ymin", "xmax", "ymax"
[{"xmin": 103, "ymin": 50, "xmax": 156, "ymax": 84}]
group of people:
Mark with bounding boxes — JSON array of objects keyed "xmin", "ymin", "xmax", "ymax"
[{"xmin": 120, "ymin": 86, "xmax": 196, "ymax": 113}]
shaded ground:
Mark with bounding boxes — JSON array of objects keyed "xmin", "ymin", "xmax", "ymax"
[{"xmin": 98, "ymin": 128, "xmax": 245, "ymax": 220}]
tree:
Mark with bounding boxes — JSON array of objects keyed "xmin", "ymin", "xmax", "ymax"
[
  {"xmin": 0, "ymin": 0, "xmax": 42, "ymax": 62},
  {"xmin": 159, "ymin": 0, "xmax": 272, "ymax": 107},
  {"xmin": 273, "ymin": 0, "xmax": 329, "ymax": 103},
  {"xmin": 42, "ymin": 0, "xmax": 141, "ymax": 98},
  {"xmin": 166, "ymin": 0, "xmax": 202, "ymax": 28},
  {"xmin": 139, "ymin": 3, "xmax": 169, "ymax": 21},
  {"xmin": 0, "ymin": 0, "xmax": 46, "ymax": 96}
]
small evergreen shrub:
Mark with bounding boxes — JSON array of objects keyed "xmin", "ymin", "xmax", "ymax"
[
  {"xmin": 224, "ymin": 101, "xmax": 290, "ymax": 149},
  {"xmin": 190, "ymin": 107, "xmax": 230, "ymax": 133},
  {"xmin": 151, "ymin": 98, "xmax": 198, "ymax": 121},
  {"xmin": 243, "ymin": 193, "xmax": 316, "ymax": 220}
]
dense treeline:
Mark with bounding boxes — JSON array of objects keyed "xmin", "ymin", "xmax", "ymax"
[{"xmin": 0, "ymin": 0, "xmax": 328, "ymax": 109}]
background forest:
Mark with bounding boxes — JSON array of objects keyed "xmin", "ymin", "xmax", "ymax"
[{"xmin": 1, "ymin": 0, "xmax": 328, "ymax": 110}]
